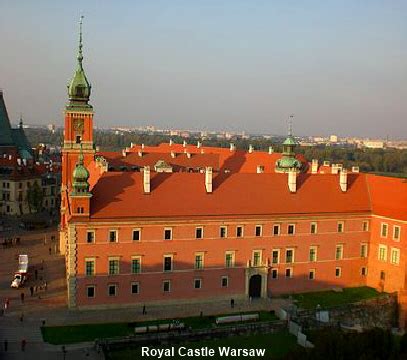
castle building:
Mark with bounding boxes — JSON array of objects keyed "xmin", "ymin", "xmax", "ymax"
[
  {"xmin": 60, "ymin": 21, "xmax": 407, "ymax": 327},
  {"xmin": 0, "ymin": 91, "xmax": 60, "ymax": 216}
]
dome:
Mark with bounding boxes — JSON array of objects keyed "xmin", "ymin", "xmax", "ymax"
[
  {"xmin": 72, "ymin": 163, "xmax": 90, "ymax": 181},
  {"xmin": 68, "ymin": 68, "xmax": 91, "ymax": 102}
]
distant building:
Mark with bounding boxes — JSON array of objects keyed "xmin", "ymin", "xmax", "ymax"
[
  {"xmin": 329, "ymin": 135, "xmax": 338, "ymax": 143},
  {"xmin": 0, "ymin": 91, "xmax": 61, "ymax": 215},
  {"xmin": 363, "ymin": 140, "xmax": 385, "ymax": 149}
]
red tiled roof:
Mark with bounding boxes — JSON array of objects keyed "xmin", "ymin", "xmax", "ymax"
[
  {"xmin": 90, "ymin": 171, "xmax": 371, "ymax": 220},
  {"xmin": 367, "ymin": 174, "xmax": 407, "ymax": 220}
]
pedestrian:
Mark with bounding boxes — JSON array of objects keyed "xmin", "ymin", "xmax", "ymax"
[
  {"xmin": 30, "ymin": 286, "xmax": 34, "ymax": 296},
  {"xmin": 142, "ymin": 305, "xmax": 146, "ymax": 315},
  {"xmin": 231, "ymin": 298, "xmax": 235, "ymax": 309},
  {"xmin": 35, "ymin": 285, "xmax": 38, "ymax": 293},
  {"xmin": 21, "ymin": 339, "xmax": 26, "ymax": 352},
  {"xmin": 4, "ymin": 339, "xmax": 8, "ymax": 352},
  {"xmin": 34, "ymin": 269, "xmax": 38, "ymax": 280},
  {"xmin": 49, "ymin": 247, "xmax": 51, "ymax": 255},
  {"xmin": 20, "ymin": 292, "xmax": 25, "ymax": 304},
  {"xmin": 5, "ymin": 298, "xmax": 9, "ymax": 310},
  {"xmin": 20, "ymin": 312, "xmax": 24, "ymax": 322}
]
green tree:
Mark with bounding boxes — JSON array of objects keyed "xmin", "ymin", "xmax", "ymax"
[{"xmin": 25, "ymin": 181, "xmax": 44, "ymax": 213}]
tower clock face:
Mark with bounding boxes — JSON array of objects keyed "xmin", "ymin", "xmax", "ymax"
[{"xmin": 73, "ymin": 119, "xmax": 84, "ymax": 133}]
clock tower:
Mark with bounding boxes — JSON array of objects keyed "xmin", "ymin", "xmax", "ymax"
[{"xmin": 61, "ymin": 16, "xmax": 94, "ymax": 229}]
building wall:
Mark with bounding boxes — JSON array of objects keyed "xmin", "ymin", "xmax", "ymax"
[{"xmin": 69, "ymin": 215, "xmax": 371, "ymax": 308}]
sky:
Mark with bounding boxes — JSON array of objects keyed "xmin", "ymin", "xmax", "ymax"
[{"xmin": 0, "ymin": 0, "xmax": 406, "ymax": 138}]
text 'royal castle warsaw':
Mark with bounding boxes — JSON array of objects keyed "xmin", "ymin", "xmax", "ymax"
[{"xmin": 59, "ymin": 20, "xmax": 407, "ymax": 325}]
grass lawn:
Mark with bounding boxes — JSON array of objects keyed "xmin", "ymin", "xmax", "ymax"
[
  {"xmin": 107, "ymin": 331, "xmax": 298, "ymax": 360},
  {"xmin": 292, "ymin": 286, "xmax": 383, "ymax": 310},
  {"xmin": 41, "ymin": 311, "xmax": 278, "ymax": 345}
]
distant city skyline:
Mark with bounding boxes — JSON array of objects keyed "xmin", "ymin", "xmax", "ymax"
[{"xmin": 1, "ymin": 0, "xmax": 406, "ymax": 138}]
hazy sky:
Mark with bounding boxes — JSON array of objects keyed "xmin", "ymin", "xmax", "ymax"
[{"xmin": 1, "ymin": 0, "xmax": 406, "ymax": 138}]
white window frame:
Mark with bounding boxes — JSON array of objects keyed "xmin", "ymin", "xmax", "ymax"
[
  {"xmin": 85, "ymin": 257, "xmax": 96, "ymax": 276},
  {"xmin": 225, "ymin": 251, "xmax": 235, "ymax": 268},
  {"xmin": 194, "ymin": 278, "xmax": 202, "ymax": 289},
  {"xmin": 285, "ymin": 248, "xmax": 295, "ymax": 264},
  {"xmin": 308, "ymin": 269, "xmax": 316, "ymax": 280},
  {"xmin": 309, "ymin": 246, "xmax": 317, "ymax": 262},
  {"xmin": 164, "ymin": 227, "xmax": 173, "ymax": 240},
  {"xmin": 390, "ymin": 248, "xmax": 400, "ymax": 265},
  {"xmin": 381, "ymin": 223, "xmax": 388, "ymax": 238},
  {"xmin": 108, "ymin": 283, "xmax": 118, "ymax": 297},
  {"xmin": 272, "ymin": 224, "xmax": 281, "ymax": 236},
  {"xmin": 131, "ymin": 256, "xmax": 142, "ymax": 274},
  {"xmin": 195, "ymin": 226, "xmax": 204, "ymax": 239},
  {"xmin": 285, "ymin": 267, "xmax": 293, "ymax": 278},
  {"xmin": 108, "ymin": 229, "xmax": 118, "ymax": 243},
  {"xmin": 310, "ymin": 222, "xmax": 317, "ymax": 234},
  {"xmin": 86, "ymin": 285, "xmax": 96, "ymax": 298},
  {"xmin": 194, "ymin": 252, "xmax": 205, "ymax": 270},
  {"xmin": 393, "ymin": 225, "xmax": 401, "ymax": 241},
  {"xmin": 361, "ymin": 267, "xmax": 367, "ymax": 276},
  {"xmin": 132, "ymin": 228, "xmax": 141, "ymax": 241},
  {"xmin": 271, "ymin": 249, "xmax": 280, "ymax": 265},
  {"xmin": 163, "ymin": 280, "xmax": 171, "ymax": 293},
  {"xmin": 271, "ymin": 268, "xmax": 278, "ymax": 279},
  {"xmin": 221, "ymin": 276, "xmax": 229, "ymax": 288},
  {"xmin": 337, "ymin": 221, "xmax": 344, "ymax": 233},
  {"xmin": 287, "ymin": 224, "xmax": 296, "ymax": 236},
  {"xmin": 360, "ymin": 243, "xmax": 368, "ymax": 258},
  {"xmin": 131, "ymin": 281, "xmax": 140, "ymax": 294},
  {"xmin": 335, "ymin": 244, "xmax": 343, "ymax": 260},
  {"xmin": 378, "ymin": 244, "xmax": 387, "ymax": 262},
  {"xmin": 108, "ymin": 257, "xmax": 120, "ymax": 275},
  {"xmin": 362, "ymin": 221, "xmax": 369, "ymax": 232},
  {"xmin": 335, "ymin": 267, "xmax": 342, "ymax": 278},
  {"xmin": 163, "ymin": 254, "xmax": 173, "ymax": 272},
  {"xmin": 86, "ymin": 230, "xmax": 95, "ymax": 244},
  {"xmin": 255, "ymin": 225, "xmax": 263, "ymax": 237},
  {"xmin": 252, "ymin": 250, "xmax": 262, "ymax": 266},
  {"xmin": 236, "ymin": 225, "xmax": 244, "ymax": 238},
  {"xmin": 220, "ymin": 226, "xmax": 228, "ymax": 238}
]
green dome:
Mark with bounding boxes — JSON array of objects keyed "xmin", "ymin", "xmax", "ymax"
[
  {"xmin": 73, "ymin": 163, "xmax": 90, "ymax": 181},
  {"xmin": 282, "ymin": 135, "xmax": 298, "ymax": 146}
]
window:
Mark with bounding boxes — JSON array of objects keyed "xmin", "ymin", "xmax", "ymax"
[
  {"xmin": 271, "ymin": 250, "xmax": 280, "ymax": 265},
  {"xmin": 163, "ymin": 280, "xmax": 171, "ymax": 292},
  {"xmin": 131, "ymin": 257, "xmax": 141, "ymax": 274},
  {"xmin": 221, "ymin": 276, "xmax": 228, "ymax": 287},
  {"xmin": 285, "ymin": 249, "xmax": 294, "ymax": 264},
  {"xmin": 108, "ymin": 284, "xmax": 117, "ymax": 296},
  {"xmin": 390, "ymin": 248, "xmax": 400, "ymax": 265},
  {"xmin": 86, "ymin": 286, "xmax": 95, "ymax": 298},
  {"xmin": 335, "ymin": 245, "xmax": 343, "ymax": 260},
  {"xmin": 109, "ymin": 230, "xmax": 118, "ymax": 243},
  {"xmin": 164, "ymin": 228, "xmax": 172, "ymax": 240},
  {"xmin": 361, "ymin": 267, "xmax": 367, "ymax": 276},
  {"xmin": 76, "ymin": 135, "xmax": 82, "ymax": 144},
  {"xmin": 285, "ymin": 268, "xmax": 293, "ymax": 278},
  {"xmin": 194, "ymin": 279, "xmax": 202, "ymax": 289},
  {"xmin": 380, "ymin": 271, "xmax": 386, "ymax": 281},
  {"xmin": 393, "ymin": 226, "xmax": 401, "ymax": 241},
  {"xmin": 287, "ymin": 224, "xmax": 295, "ymax": 235},
  {"xmin": 86, "ymin": 231, "xmax": 95, "ymax": 244},
  {"xmin": 236, "ymin": 226, "xmax": 243, "ymax": 238},
  {"xmin": 225, "ymin": 251, "xmax": 235, "ymax": 268},
  {"xmin": 85, "ymin": 259, "xmax": 95, "ymax": 276},
  {"xmin": 273, "ymin": 224, "xmax": 281, "ymax": 236},
  {"xmin": 381, "ymin": 223, "xmax": 388, "ymax": 238},
  {"xmin": 337, "ymin": 222, "xmax": 344, "ymax": 233},
  {"xmin": 255, "ymin": 225, "xmax": 262, "ymax": 237},
  {"xmin": 309, "ymin": 246, "xmax": 317, "ymax": 262},
  {"xmin": 195, "ymin": 227, "xmax": 203, "ymax": 239},
  {"xmin": 271, "ymin": 269, "xmax": 278, "ymax": 279},
  {"xmin": 362, "ymin": 221, "xmax": 369, "ymax": 232},
  {"xmin": 378, "ymin": 245, "xmax": 387, "ymax": 262},
  {"xmin": 360, "ymin": 243, "xmax": 368, "ymax": 258},
  {"xmin": 252, "ymin": 250, "xmax": 262, "ymax": 267},
  {"xmin": 132, "ymin": 229, "xmax": 141, "ymax": 241},
  {"xmin": 108, "ymin": 259, "xmax": 120, "ymax": 275},
  {"xmin": 335, "ymin": 267, "xmax": 341, "ymax": 278},
  {"xmin": 310, "ymin": 222, "xmax": 317, "ymax": 234},
  {"xmin": 220, "ymin": 226, "xmax": 227, "ymax": 238},
  {"xmin": 163, "ymin": 255, "xmax": 173, "ymax": 272},
  {"xmin": 309, "ymin": 269, "xmax": 315, "ymax": 280},
  {"xmin": 195, "ymin": 253, "xmax": 204, "ymax": 269},
  {"xmin": 131, "ymin": 282, "xmax": 139, "ymax": 294}
]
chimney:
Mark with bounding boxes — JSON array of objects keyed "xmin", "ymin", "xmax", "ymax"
[
  {"xmin": 352, "ymin": 166, "xmax": 359, "ymax": 173},
  {"xmin": 197, "ymin": 141, "xmax": 202, "ymax": 148},
  {"xmin": 230, "ymin": 143, "xmax": 235, "ymax": 151},
  {"xmin": 331, "ymin": 164, "xmax": 339, "ymax": 174},
  {"xmin": 141, "ymin": 143, "xmax": 145, "ymax": 149},
  {"xmin": 138, "ymin": 150, "xmax": 143, "ymax": 157},
  {"xmin": 340, "ymin": 169, "xmax": 348, "ymax": 192},
  {"xmin": 248, "ymin": 144, "xmax": 254, "ymax": 153},
  {"xmin": 268, "ymin": 146, "xmax": 273, "ymax": 154},
  {"xmin": 130, "ymin": 142, "xmax": 134, "ymax": 148},
  {"xmin": 183, "ymin": 140, "xmax": 187, "ymax": 148},
  {"xmin": 311, "ymin": 159, "xmax": 318, "ymax": 174},
  {"xmin": 201, "ymin": 148, "xmax": 205, "ymax": 154},
  {"xmin": 143, "ymin": 166, "xmax": 150, "ymax": 194},
  {"xmin": 169, "ymin": 139, "xmax": 173, "ymax": 146},
  {"xmin": 288, "ymin": 169, "xmax": 297, "ymax": 193},
  {"xmin": 257, "ymin": 165, "xmax": 264, "ymax": 173},
  {"xmin": 205, "ymin": 167, "xmax": 213, "ymax": 193},
  {"xmin": 187, "ymin": 152, "xmax": 192, "ymax": 159},
  {"xmin": 122, "ymin": 149, "xmax": 127, "ymax": 157},
  {"xmin": 171, "ymin": 151, "xmax": 176, "ymax": 158}
]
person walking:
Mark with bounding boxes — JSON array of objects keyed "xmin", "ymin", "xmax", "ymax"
[
  {"xmin": 34, "ymin": 269, "xmax": 38, "ymax": 280},
  {"xmin": 142, "ymin": 305, "xmax": 146, "ymax": 315},
  {"xmin": 30, "ymin": 286, "xmax": 34, "ymax": 296},
  {"xmin": 21, "ymin": 339, "xmax": 26, "ymax": 352},
  {"xmin": 20, "ymin": 292, "xmax": 25, "ymax": 304},
  {"xmin": 231, "ymin": 298, "xmax": 235, "ymax": 309}
]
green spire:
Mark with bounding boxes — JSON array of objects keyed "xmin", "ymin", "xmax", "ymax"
[
  {"xmin": 275, "ymin": 115, "xmax": 301, "ymax": 172},
  {"xmin": 71, "ymin": 145, "xmax": 91, "ymax": 196},
  {"xmin": 67, "ymin": 15, "xmax": 92, "ymax": 110}
]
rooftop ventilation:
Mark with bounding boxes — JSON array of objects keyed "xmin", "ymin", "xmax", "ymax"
[
  {"xmin": 340, "ymin": 169, "xmax": 348, "ymax": 192},
  {"xmin": 143, "ymin": 166, "xmax": 150, "ymax": 194},
  {"xmin": 311, "ymin": 159, "xmax": 318, "ymax": 174},
  {"xmin": 288, "ymin": 168, "xmax": 297, "ymax": 193},
  {"xmin": 205, "ymin": 167, "xmax": 213, "ymax": 193}
]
